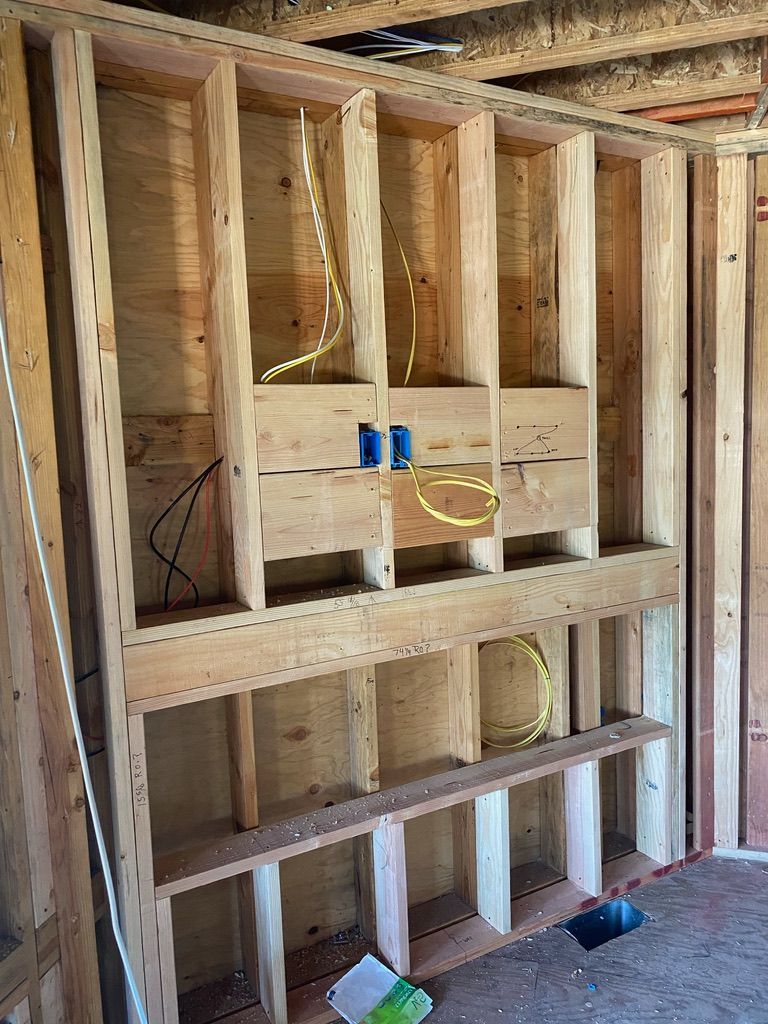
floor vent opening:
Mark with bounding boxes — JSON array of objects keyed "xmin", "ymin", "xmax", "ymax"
[{"xmin": 558, "ymin": 899, "xmax": 648, "ymax": 951}]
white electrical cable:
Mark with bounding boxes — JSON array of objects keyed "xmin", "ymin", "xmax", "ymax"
[
  {"xmin": 0, "ymin": 301, "xmax": 150, "ymax": 1024},
  {"xmin": 300, "ymin": 106, "xmax": 330, "ymax": 383}
]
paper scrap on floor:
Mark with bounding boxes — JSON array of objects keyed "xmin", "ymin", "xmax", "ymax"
[{"xmin": 327, "ymin": 954, "xmax": 432, "ymax": 1024}]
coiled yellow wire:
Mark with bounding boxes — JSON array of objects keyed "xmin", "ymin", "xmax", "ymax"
[
  {"xmin": 394, "ymin": 448, "xmax": 500, "ymax": 528},
  {"xmin": 480, "ymin": 636, "xmax": 553, "ymax": 749}
]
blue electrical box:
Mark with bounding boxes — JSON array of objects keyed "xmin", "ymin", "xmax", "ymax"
[
  {"xmin": 359, "ymin": 429, "xmax": 382, "ymax": 468},
  {"xmin": 390, "ymin": 426, "xmax": 411, "ymax": 469}
]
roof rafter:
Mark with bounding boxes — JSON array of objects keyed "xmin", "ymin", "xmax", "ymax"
[
  {"xmin": 194, "ymin": 0, "xmax": 529, "ymax": 43},
  {"xmin": 424, "ymin": 12, "xmax": 768, "ymax": 82}
]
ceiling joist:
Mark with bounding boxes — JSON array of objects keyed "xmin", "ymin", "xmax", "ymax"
[{"xmin": 419, "ymin": 12, "xmax": 768, "ymax": 82}]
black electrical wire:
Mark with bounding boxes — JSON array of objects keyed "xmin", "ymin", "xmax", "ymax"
[{"xmin": 148, "ymin": 456, "xmax": 223, "ymax": 612}]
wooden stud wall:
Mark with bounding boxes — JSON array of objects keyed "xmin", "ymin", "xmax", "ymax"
[{"xmin": 0, "ymin": 3, "xmax": 696, "ymax": 1021}]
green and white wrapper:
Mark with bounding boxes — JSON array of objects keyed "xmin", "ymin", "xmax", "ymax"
[{"xmin": 327, "ymin": 954, "xmax": 432, "ymax": 1024}]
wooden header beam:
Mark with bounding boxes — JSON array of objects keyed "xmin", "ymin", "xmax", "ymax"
[
  {"xmin": 6, "ymin": 0, "xmax": 712, "ymax": 155},
  {"xmin": 155, "ymin": 716, "xmax": 670, "ymax": 898}
]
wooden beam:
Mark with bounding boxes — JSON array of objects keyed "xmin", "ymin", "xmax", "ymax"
[
  {"xmin": 447, "ymin": 644, "xmax": 481, "ymax": 907},
  {"xmin": 253, "ymin": 863, "xmax": 288, "ymax": 1024},
  {"xmin": 585, "ymin": 75, "xmax": 764, "ymax": 114},
  {"xmin": 1, "ymin": 21, "xmax": 102, "ymax": 1021},
  {"xmin": 192, "ymin": 59, "xmax": 265, "ymax": 609},
  {"xmin": 429, "ymin": 13, "xmax": 768, "ymax": 83},
  {"xmin": 335, "ymin": 89, "xmax": 394, "ymax": 589},
  {"xmin": 713, "ymin": 153, "xmax": 747, "ymax": 849},
  {"xmin": 156, "ymin": 898, "xmax": 179, "ymax": 1024},
  {"xmin": 475, "ymin": 789, "xmax": 511, "ymax": 934},
  {"xmin": 457, "ymin": 111, "xmax": 504, "ymax": 573},
  {"xmin": 746, "ymin": 155, "xmax": 768, "ymax": 848},
  {"xmin": 225, "ymin": 693, "xmax": 260, "ymax": 993},
  {"xmin": 201, "ymin": 0, "xmax": 528, "ymax": 43},
  {"xmin": 557, "ymin": 132, "xmax": 598, "ymax": 558},
  {"xmin": 0, "ymin": 0, "xmax": 714, "ymax": 156},
  {"xmin": 537, "ymin": 628, "xmax": 570, "ymax": 876},
  {"xmin": 564, "ymin": 762, "xmax": 602, "ymax": 897},
  {"xmin": 640, "ymin": 147, "xmax": 687, "ymax": 859},
  {"xmin": 155, "ymin": 716, "xmax": 671, "ymax": 899},
  {"xmin": 50, "ymin": 28, "xmax": 144, "ymax": 1014},
  {"xmin": 347, "ymin": 666, "xmax": 380, "ymax": 939},
  {"xmin": 123, "ymin": 552, "xmax": 681, "ymax": 710},
  {"xmin": 691, "ymin": 155, "xmax": 717, "ymax": 853},
  {"xmin": 372, "ymin": 821, "xmax": 410, "ymax": 977},
  {"xmin": 529, "ymin": 147, "xmax": 559, "ymax": 385}
]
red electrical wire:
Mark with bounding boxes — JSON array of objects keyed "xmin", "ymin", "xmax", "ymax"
[{"xmin": 166, "ymin": 466, "xmax": 217, "ymax": 613}]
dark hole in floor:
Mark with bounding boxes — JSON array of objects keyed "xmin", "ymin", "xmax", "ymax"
[{"xmin": 557, "ymin": 898, "xmax": 648, "ymax": 951}]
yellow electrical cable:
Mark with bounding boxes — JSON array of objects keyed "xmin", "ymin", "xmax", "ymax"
[
  {"xmin": 479, "ymin": 636, "xmax": 553, "ymax": 749},
  {"xmin": 261, "ymin": 114, "xmax": 344, "ymax": 384},
  {"xmin": 394, "ymin": 448, "xmax": 500, "ymax": 528},
  {"xmin": 380, "ymin": 201, "xmax": 417, "ymax": 386}
]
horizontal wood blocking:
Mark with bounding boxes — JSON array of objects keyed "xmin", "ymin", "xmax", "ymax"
[
  {"xmin": 500, "ymin": 388, "xmax": 589, "ymax": 463},
  {"xmin": 260, "ymin": 468, "xmax": 382, "ymax": 560},
  {"xmin": 124, "ymin": 384, "xmax": 377, "ymax": 473},
  {"xmin": 254, "ymin": 384, "xmax": 376, "ymax": 472},
  {"xmin": 388, "ymin": 388, "xmax": 492, "ymax": 466},
  {"xmin": 392, "ymin": 463, "xmax": 496, "ymax": 548},
  {"xmin": 122, "ymin": 550, "xmax": 680, "ymax": 709},
  {"xmin": 501, "ymin": 460, "xmax": 591, "ymax": 537},
  {"xmin": 155, "ymin": 715, "xmax": 670, "ymax": 898}
]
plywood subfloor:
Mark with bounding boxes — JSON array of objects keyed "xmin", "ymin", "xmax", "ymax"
[{"xmin": 425, "ymin": 856, "xmax": 766, "ymax": 1024}]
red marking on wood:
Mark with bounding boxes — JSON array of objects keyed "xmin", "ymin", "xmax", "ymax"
[
  {"xmin": 757, "ymin": 211, "xmax": 768, "ymax": 222},
  {"xmin": 757, "ymin": 196, "xmax": 768, "ymax": 207}
]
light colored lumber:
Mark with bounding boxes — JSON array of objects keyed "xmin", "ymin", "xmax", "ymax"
[
  {"xmin": 500, "ymin": 461, "xmax": 591, "ymax": 538},
  {"xmin": 192, "ymin": 59, "xmax": 265, "ymax": 609},
  {"xmin": 372, "ymin": 822, "xmax": 410, "ymax": 977},
  {"xmin": 747, "ymin": 155, "xmax": 768, "ymax": 848},
  {"xmin": 124, "ymin": 553, "xmax": 681, "ymax": 709},
  {"xmin": 336, "ymin": 89, "xmax": 394, "ymax": 589},
  {"xmin": 564, "ymin": 761, "xmax": 602, "ymax": 897},
  {"xmin": 253, "ymin": 863, "xmax": 288, "ymax": 1024},
  {"xmin": 641, "ymin": 148, "xmax": 687, "ymax": 859},
  {"xmin": 500, "ymin": 388, "xmax": 589, "ymax": 463},
  {"xmin": 431, "ymin": 12, "xmax": 768, "ymax": 83},
  {"xmin": 51, "ymin": 30, "xmax": 145, "ymax": 1015},
  {"xmin": 586, "ymin": 74, "xmax": 764, "ymax": 114},
  {"xmin": 713, "ymin": 153, "xmax": 747, "ymax": 849},
  {"xmin": 126, "ymin": 716, "xmax": 163, "ymax": 1021},
  {"xmin": 4, "ymin": 23, "xmax": 102, "ymax": 1021},
  {"xmin": 475, "ymin": 789, "xmax": 511, "ymax": 934},
  {"xmin": 615, "ymin": 611, "xmax": 643, "ymax": 840},
  {"xmin": 225, "ymin": 692, "xmax": 260, "ymax": 991},
  {"xmin": 716, "ymin": 125, "xmax": 768, "ymax": 155},
  {"xmin": 392, "ymin": 463, "xmax": 496, "ymax": 549},
  {"xmin": 529, "ymin": 147, "xmax": 559, "ymax": 386},
  {"xmin": 691, "ymin": 154, "xmax": 717, "ymax": 853},
  {"xmin": 123, "ymin": 415, "xmax": 214, "ymax": 467},
  {"xmin": 388, "ymin": 388, "xmax": 492, "ymax": 466},
  {"xmin": 636, "ymin": 737, "xmax": 673, "ymax": 865},
  {"xmin": 433, "ymin": 130, "xmax": 462, "ymax": 385},
  {"xmin": 347, "ymin": 667, "xmax": 380, "ymax": 939},
  {"xmin": 457, "ymin": 111, "xmax": 504, "ymax": 573},
  {"xmin": 537, "ymin": 628, "xmax": 570, "ymax": 876},
  {"xmin": 260, "ymin": 468, "xmax": 382, "ymax": 561},
  {"xmin": 155, "ymin": 716, "xmax": 671, "ymax": 898},
  {"xmin": 254, "ymin": 384, "xmax": 376, "ymax": 473},
  {"xmin": 556, "ymin": 133, "xmax": 598, "ymax": 558},
  {"xmin": 156, "ymin": 898, "xmax": 179, "ymax": 1024},
  {"xmin": 447, "ymin": 644, "xmax": 481, "ymax": 906},
  {"xmin": 210, "ymin": 0, "xmax": 528, "ymax": 42},
  {"xmin": 1, "ymin": 0, "xmax": 714, "ymax": 155}
]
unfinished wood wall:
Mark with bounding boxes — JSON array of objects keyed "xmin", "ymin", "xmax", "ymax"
[{"xmin": 2, "ymin": 4, "xmax": 696, "ymax": 1022}]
